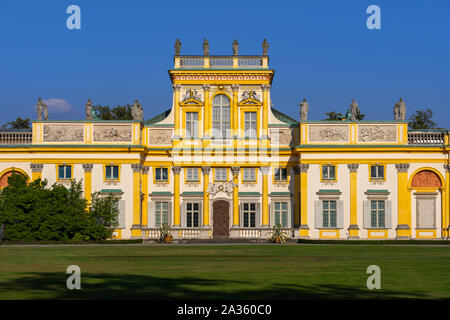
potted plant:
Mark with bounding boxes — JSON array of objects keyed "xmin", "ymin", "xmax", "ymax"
[
  {"xmin": 269, "ymin": 223, "xmax": 287, "ymax": 244},
  {"xmin": 159, "ymin": 223, "xmax": 172, "ymax": 243}
]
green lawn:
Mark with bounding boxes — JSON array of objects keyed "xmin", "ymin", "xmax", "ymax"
[{"xmin": 0, "ymin": 244, "xmax": 449, "ymax": 299}]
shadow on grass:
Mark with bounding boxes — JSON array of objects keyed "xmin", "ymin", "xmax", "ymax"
[{"xmin": 0, "ymin": 272, "xmax": 430, "ymax": 300}]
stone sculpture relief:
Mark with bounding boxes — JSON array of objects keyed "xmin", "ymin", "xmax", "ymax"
[
  {"xmin": 43, "ymin": 124, "xmax": 84, "ymax": 142},
  {"xmin": 271, "ymin": 129, "xmax": 293, "ymax": 146},
  {"xmin": 93, "ymin": 125, "xmax": 132, "ymax": 142},
  {"xmin": 309, "ymin": 125, "xmax": 349, "ymax": 142},
  {"xmin": 358, "ymin": 125, "xmax": 397, "ymax": 142},
  {"xmin": 148, "ymin": 129, "xmax": 172, "ymax": 145},
  {"xmin": 182, "ymin": 89, "xmax": 202, "ymax": 102},
  {"xmin": 208, "ymin": 181, "xmax": 237, "ymax": 197},
  {"xmin": 411, "ymin": 170, "xmax": 442, "ymax": 188},
  {"xmin": 240, "ymin": 90, "xmax": 260, "ymax": 102}
]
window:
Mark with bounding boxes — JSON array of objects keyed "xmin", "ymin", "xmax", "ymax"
[
  {"xmin": 186, "ymin": 168, "xmax": 199, "ymax": 182},
  {"xmin": 214, "ymin": 168, "xmax": 228, "ymax": 182},
  {"xmin": 274, "ymin": 168, "xmax": 288, "ymax": 182},
  {"xmin": 243, "ymin": 203, "xmax": 256, "ymax": 228},
  {"xmin": 212, "ymin": 94, "xmax": 230, "ymax": 138},
  {"xmin": 322, "ymin": 200, "xmax": 337, "ymax": 228},
  {"xmin": 58, "ymin": 165, "xmax": 72, "ymax": 180},
  {"xmin": 185, "ymin": 112, "xmax": 198, "ymax": 138},
  {"xmin": 155, "ymin": 202, "xmax": 169, "ymax": 227},
  {"xmin": 370, "ymin": 200, "xmax": 385, "ymax": 228},
  {"xmin": 155, "ymin": 168, "xmax": 168, "ymax": 182},
  {"xmin": 244, "ymin": 112, "xmax": 257, "ymax": 137},
  {"xmin": 243, "ymin": 168, "xmax": 256, "ymax": 182},
  {"xmin": 370, "ymin": 165, "xmax": 384, "ymax": 180},
  {"xmin": 274, "ymin": 202, "xmax": 288, "ymax": 227},
  {"xmin": 186, "ymin": 203, "xmax": 200, "ymax": 228},
  {"xmin": 105, "ymin": 165, "xmax": 119, "ymax": 180},
  {"xmin": 322, "ymin": 165, "xmax": 336, "ymax": 181}
]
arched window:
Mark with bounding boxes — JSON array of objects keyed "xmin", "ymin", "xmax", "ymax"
[{"xmin": 212, "ymin": 94, "xmax": 230, "ymax": 138}]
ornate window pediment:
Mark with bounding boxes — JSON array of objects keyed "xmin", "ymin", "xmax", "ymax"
[
  {"xmin": 238, "ymin": 90, "xmax": 262, "ymax": 106},
  {"xmin": 180, "ymin": 90, "xmax": 203, "ymax": 106}
]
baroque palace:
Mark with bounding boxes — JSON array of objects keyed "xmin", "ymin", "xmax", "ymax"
[{"xmin": 0, "ymin": 40, "xmax": 449, "ymax": 241}]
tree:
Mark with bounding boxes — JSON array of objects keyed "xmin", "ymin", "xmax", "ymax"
[
  {"xmin": 324, "ymin": 111, "xmax": 344, "ymax": 121},
  {"xmin": 408, "ymin": 108, "xmax": 436, "ymax": 129},
  {"xmin": 93, "ymin": 104, "xmax": 133, "ymax": 120},
  {"xmin": 1, "ymin": 117, "xmax": 31, "ymax": 129}
]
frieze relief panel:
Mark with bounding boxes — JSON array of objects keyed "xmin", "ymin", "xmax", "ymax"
[
  {"xmin": 308, "ymin": 125, "xmax": 349, "ymax": 143},
  {"xmin": 43, "ymin": 124, "xmax": 84, "ymax": 142},
  {"xmin": 358, "ymin": 125, "xmax": 397, "ymax": 143},
  {"xmin": 93, "ymin": 125, "xmax": 132, "ymax": 142},
  {"xmin": 270, "ymin": 129, "xmax": 294, "ymax": 146},
  {"xmin": 148, "ymin": 129, "xmax": 173, "ymax": 145}
]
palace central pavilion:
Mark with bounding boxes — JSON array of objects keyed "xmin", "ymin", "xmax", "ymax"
[{"xmin": 1, "ymin": 41, "xmax": 449, "ymax": 240}]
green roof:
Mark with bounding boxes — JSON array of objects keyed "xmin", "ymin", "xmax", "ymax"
[
  {"xmin": 150, "ymin": 191, "xmax": 172, "ymax": 196},
  {"xmin": 100, "ymin": 189, "xmax": 123, "ymax": 194},
  {"xmin": 365, "ymin": 189, "xmax": 390, "ymax": 194},
  {"xmin": 144, "ymin": 108, "xmax": 172, "ymax": 125},
  {"xmin": 269, "ymin": 192, "xmax": 292, "ymax": 196},
  {"xmin": 181, "ymin": 192, "xmax": 203, "ymax": 196},
  {"xmin": 317, "ymin": 189, "xmax": 341, "ymax": 194},
  {"xmin": 271, "ymin": 107, "xmax": 299, "ymax": 125},
  {"xmin": 239, "ymin": 192, "xmax": 261, "ymax": 196}
]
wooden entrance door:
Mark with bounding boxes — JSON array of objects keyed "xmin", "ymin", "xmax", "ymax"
[{"xmin": 213, "ymin": 200, "xmax": 230, "ymax": 238}]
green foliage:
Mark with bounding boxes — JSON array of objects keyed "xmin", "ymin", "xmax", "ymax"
[
  {"xmin": 408, "ymin": 108, "xmax": 436, "ymax": 129},
  {"xmin": 87, "ymin": 192, "xmax": 119, "ymax": 240},
  {"xmin": 0, "ymin": 174, "xmax": 118, "ymax": 241},
  {"xmin": 324, "ymin": 111, "xmax": 344, "ymax": 121},
  {"xmin": 159, "ymin": 223, "xmax": 172, "ymax": 243},
  {"xmin": 269, "ymin": 223, "xmax": 287, "ymax": 243},
  {"xmin": 1, "ymin": 117, "xmax": 31, "ymax": 129},
  {"xmin": 93, "ymin": 104, "xmax": 133, "ymax": 120}
]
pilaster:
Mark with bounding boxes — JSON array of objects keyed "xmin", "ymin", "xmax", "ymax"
[
  {"xmin": 131, "ymin": 163, "xmax": 142, "ymax": 237},
  {"xmin": 231, "ymin": 84, "xmax": 239, "ymax": 138},
  {"xmin": 30, "ymin": 163, "xmax": 43, "ymax": 181},
  {"xmin": 82, "ymin": 163, "xmax": 93, "ymax": 205},
  {"xmin": 260, "ymin": 166, "xmax": 270, "ymax": 227},
  {"xmin": 293, "ymin": 165, "xmax": 301, "ymax": 227},
  {"xmin": 172, "ymin": 166, "xmax": 181, "ymax": 227},
  {"xmin": 299, "ymin": 164, "xmax": 309, "ymax": 238},
  {"xmin": 395, "ymin": 163, "xmax": 411, "ymax": 239},
  {"xmin": 173, "ymin": 84, "xmax": 182, "ymax": 139},
  {"xmin": 347, "ymin": 164, "xmax": 359, "ymax": 239},
  {"xmin": 231, "ymin": 166, "xmax": 240, "ymax": 226},
  {"xmin": 142, "ymin": 166, "xmax": 149, "ymax": 228},
  {"xmin": 202, "ymin": 166, "xmax": 211, "ymax": 227}
]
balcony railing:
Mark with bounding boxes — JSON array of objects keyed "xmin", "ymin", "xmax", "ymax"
[
  {"xmin": 175, "ymin": 55, "xmax": 268, "ymax": 69},
  {"xmin": 408, "ymin": 131, "xmax": 445, "ymax": 145},
  {"xmin": 0, "ymin": 130, "xmax": 32, "ymax": 144}
]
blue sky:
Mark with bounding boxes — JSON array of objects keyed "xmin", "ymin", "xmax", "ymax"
[{"xmin": 0, "ymin": 0, "xmax": 449, "ymax": 127}]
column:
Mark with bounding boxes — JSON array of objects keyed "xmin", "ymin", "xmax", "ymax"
[
  {"xmin": 231, "ymin": 166, "xmax": 240, "ymax": 226},
  {"xmin": 202, "ymin": 166, "xmax": 211, "ymax": 227},
  {"xmin": 172, "ymin": 166, "xmax": 181, "ymax": 227},
  {"xmin": 293, "ymin": 165, "xmax": 300, "ymax": 227},
  {"xmin": 203, "ymin": 85, "xmax": 211, "ymax": 139},
  {"xmin": 30, "ymin": 163, "xmax": 43, "ymax": 181},
  {"xmin": 395, "ymin": 164, "xmax": 411, "ymax": 239},
  {"xmin": 260, "ymin": 166, "xmax": 270, "ymax": 227},
  {"xmin": 173, "ymin": 84, "xmax": 181, "ymax": 139},
  {"xmin": 444, "ymin": 164, "xmax": 450, "ymax": 238},
  {"xmin": 82, "ymin": 164, "xmax": 93, "ymax": 205},
  {"xmin": 131, "ymin": 163, "xmax": 142, "ymax": 237},
  {"xmin": 261, "ymin": 84, "xmax": 270, "ymax": 139},
  {"xmin": 348, "ymin": 164, "xmax": 359, "ymax": 239},
  {"xmin": 142, "ymin": 166, "xmax": 149, "ymax": 229},
  {"xmin": 231, "ymin": 84, "xmax": 239, "ymax": 138},
  {"xmin": 299, "ymin": 164, "xmax": 309, "ymax": 238}
]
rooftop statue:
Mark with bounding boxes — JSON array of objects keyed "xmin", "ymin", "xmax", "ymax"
[
  {"xmin": 349, "ymin": 99, "xmax": 360, "ymax": 121},
  {"xmin": 396, "ymin": 97, "xmax": 406, "ymax": 121},
  {"xmin": 232, "ymin": 40, "xmax": 239, "ymax": 56},
  {"xmin": 300, "ymin": 98, "xmax": 309, "ymax": 121},
  {"xmin": 36, "ymin": 97, "xmax": 48, "ymax": 121},
  {"xmin": 131, "ymin": 99, "xmax": 144, "ymax": 121},
  {"xmin": 203, "ymin": 38, "xmax": 209, "ymax": 56},
  {"xmin": 262, "ymin": 38, "xmax": 269, "ymax": 56},
  {"xmin": 85, "ymin": 98, "xmax": 93, "ymax": 120},
  {"xmin": 174, "ymin": 38, "xmax": 181, "ymax": 56}
]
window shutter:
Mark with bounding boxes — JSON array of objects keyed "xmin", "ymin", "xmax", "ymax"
[
  {"xmin": 385, "ymin": 200, "xmax": 392, "ymax": 229},
  {"xmin": 255, "ymin": 202, "xmax": 261, "ymax": 227},
  {"xmin": 314, "ymin": 201, "xmax": 322, "ymax": 228},
  {"xmin": 167, "ymin": 201, "xmax": 172, "ymax": 226},
  {"xmin": 151, "ymin": 202, "xmax": 157, "ymax": 227},
  {"xmin": 270, "ymin": 201, "xmax": 275, "ymax": 226},
  {"xmin": 337, "ymin": 201, "xmax": 344, "ymax": 229},
  {"xmin": 239, "ymin": 203, "xmax": 244, "ymax": 227},
  {"xmin": 199, "ymin": 202, "xmax": 203, "ymax": 227},
  {"xmin": 118, "ymin": 200, "xmax": 126, "ymax": 229},
  {"xmin": 181, "ymin": 202, "xmax": 187, "ymax": 228},
  {"xmin": 363, "ymin": 200, "xmax": 371, "ymax": 229}
]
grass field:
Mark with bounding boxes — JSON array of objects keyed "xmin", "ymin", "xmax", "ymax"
[{"xmin": 0, "ymin": 244, "xmax": 449, "ymax": 300}]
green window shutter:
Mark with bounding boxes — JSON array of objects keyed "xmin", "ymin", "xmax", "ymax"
[
  {"xmin": 314, "ymin": 201, "xmax": 322, "ymax": 228},
  {"xmin": 118, "ymin": 200, "xmax": 126, "ymax": 229},
  {"xmin": 337, "ymin": 201, "xmax": 344, "ymax": 229},
  {"xmin": 270, "ymin": 201, "xmax": 275, "ymax": 226},
  {"xmin": 148, "ymin": 201, "xmax": 154, "ymax": 228},
  {"xmin": 239, "ymin": 202, "xmax": 244, "ymax": 227},
  {"xmin": 363, "ymin": 200, "xmax": 371, "ymax": 229},
  {"xmin": 167, "ymin": 201, "xmax": 172, "ymax": 226},
  {"xmin": 155, "ymin": 202, "xmax": 161, "ymax": 227},
  {"xmin": 255, "ymin": 202, "xmax": 261, "ymax": 227},
  {"xmin": 199, "ymin": 202, "xmax": 203, "ymax": 227},
  {"xmin": 385, "ymin": 200, "xmax": 392, "ymax": 229}
]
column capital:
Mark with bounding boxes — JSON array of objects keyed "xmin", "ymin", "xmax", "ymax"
[
  {"xmin": 395, "ymin": 163, "xmax": 410, "ymax": 173},
  {"xmin": 261, "ymin": 84, "xmax": 270, "ymax": 91},
  {"xmin": 131, "ymin": 163, "xmax": 142, "ymax": 173},
  {"xmin": 347, "ymin": 164, "xmax": 359, "ymax": 173},
  {"xmin": 231, "ymin": 84, "xmax": 239, "ymax": 92},
  {"xmin": 142, "ymin": 166, "xmax": 150, "ymax": 174},
  {"xmin": 260, "ymin": 166, "xmax": 270, "ymax": 175},
  {"xmin": 172, "ymin": 84, "xmax": 182, "ymax": 91},
  {"xmin": 82, "ymin": 163, "xmax": 93, "ymax": 173},
  {"xmin": 172, "ymin": 166, "xmax": 182, "ymax": 175},
  {"xmin": 202, "ymin": 84, "xmax": 211, "ymax": 91},
  {"xmin": 30, "ymin": 163, "xmax": 43, "ymax": 173},
  {"xmin": 299, "ymin": 163, "xmax": 309, "ymax": 173},
  {"xmin": 201, "ymin": 166, "xmax": 211, "ymax": 175},
  {"xmin": 293, "ymin": 165, "xmax": 301, "ymax": 175},
  {"xmin": 444, "ymin": 164, "xmax": 450, "ymax": 173},
  {"xmin": 231, "ymin": 166, "xmax": 240, "ymax": 177}
]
